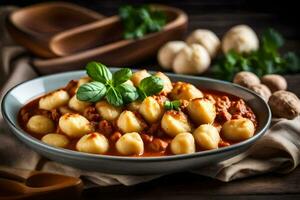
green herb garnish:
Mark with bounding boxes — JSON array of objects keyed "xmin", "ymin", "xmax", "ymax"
[
  {"xmin": 137, "ymin": 76, "xmax": 164, "ymax": 100},
  {"xmin": 77, "ymin": 62, "xmax": 138, "ymax": 106},
  {"xmin": 119, "ymin": 5, "xmax": 167, "ymax": 39},
  {"xmin": 164, "ymin": 100, "xmax": 181, "ymax": 111},
  {"xmin": 212, "ymin": 28, "xmax": 300, "ymax": 81},
  {"xmin": 76, "ymin": 62, "xmax": 163, "ymax": 106}
]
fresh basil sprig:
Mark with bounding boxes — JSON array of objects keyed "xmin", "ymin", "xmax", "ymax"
[
  {"xmin": 137, "ymin": 76, "xmax": 164, "ymax": 100},
  {"xmin": 164, "ymin": 100, "xmax": 181, "ymax": 111},
  {"xmin": 76, "ymin": 62, "xmax": 138, "ymax": 106},
  {"xmin": 76, "ymin": 81, "xmax": 107, "ymax": 102}
]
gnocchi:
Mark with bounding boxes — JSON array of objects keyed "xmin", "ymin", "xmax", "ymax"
[
  {"xmin": 139, "ymin": 96, "xmax": 164, "ymax": 123},
  {"xmin": 27, "ymin": 115, "xmax": 55, "ymax": 135},
  {"xmin": 117, "ymin": 111, "xmax": 144, "ymax": 133},
  {"xmin": 170, "ymin": 82, "xmax": 203, "ymax": 101},
  {"xmin": 96, "ymin": 101, "xmax": 122, "ymax": 121},
  {"xmin": 68, "ymin": 95, "xmax": 91, "ymax": 113},
  {"xmin": 187, "ymin": 98, "xmax": 216, "ymax": 125},
  {"xmin": 19, "ymin": 68, "xmax": 258, "ymax": 157},
  {"xmin": 116, "ymin": 132, "xmax": 144, "ymax": 155},
  {"xmin": 155, "ymin": 72, "xmax": 173, "ymax": 94},
  {"xmin": 222, "ymin": 118, "xmax": 255, "ymax": 141},
  {"xmin": 42, "ymin": 133, "xmax": 69, "ymax": 148},
  {"xmin": 131, "ymin": 70, "xmax": 151, "ymax": 87},
  {"xmin": 161, "ymin": 110, "xmax": 192, "ymax": 137},
  {"xmin": 170, "ymin": 132, "xmax": 195, "ymax": 154},
  {"xmin": 193, "ymin": 124, "xmax": 220, "ymax": 150},
  {"xmin": 76, "ymin": 132, "xmax": 109, "ymax": 154},
  {"xmin": 59, "ymin": 113, "xmax": 93, "ymax": 138},
  {"xmin": 39, "ymin": 90, "xmax": 70, "ymax": 110}
]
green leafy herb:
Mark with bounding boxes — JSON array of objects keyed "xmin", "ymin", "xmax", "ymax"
[
  {"xmin": 77, "ymin": 62, "xmax": 139, "ymax": 106},
  {"xmin": 212, "ymin": 28, "xmax": 300, "ymax": 81},
  {"xmin": 116, "ymin": 83, "xmax": 139, "ymax": 103},
  {"xmin": 77, "ymin": 62, "xmax": 163, "ymax": 106},
  {"xmin": 106, "ymin": 86, "xmax": 123, "ymax": 107},
  {"xmin": 112, "ymin": 68, "xmax": 132, "ymax": 86},
  {"xmin": 137, "ymin": 76, "xmax": 164, "ymax": 100},
  {"xmin": 119, "ymin": 5, "xmax": 167, "ymax": 39},
  {"xmin": 86, "ymin": 62, "xmax": 112, "ymax": 84},
  {"xmin": 76, "ymin": 81, "xmax": 106, "ymax": 102},
  {"xmin": 164, "ymin": 100, "xmax": 181, "ymax": 111}
]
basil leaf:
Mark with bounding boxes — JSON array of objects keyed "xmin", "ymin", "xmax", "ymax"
[
  {"xmin": 86, "ymin": 62, "xmax": 112, "ymax": 84},
  {"xmin": 76, "ymin": 82, "xmax": 106, "ymax": 102},
  {"xmin": 138, "ymin": 76, "xmax": 163, "ymax": 99},
  {"xmin": 112, "ymin": 68, "xmax": 132, "ymax": 86},
  {"xmin": 164, "ymin": 100, "xmax": 181, "ymax": 111},
  {"xmin": 106, "ymin": 86, "xmax": 123, "ymax": 107},
  {"xmin": 116, "ymin": 83, "xmax": 138, "ymax": 103}
]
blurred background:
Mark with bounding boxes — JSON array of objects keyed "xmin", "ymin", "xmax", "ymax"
[{"xmin": 2, "ymin": 0, "xmax": 299, "ymax": 52}]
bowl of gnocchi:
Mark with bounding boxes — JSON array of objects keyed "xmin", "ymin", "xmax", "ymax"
[{"xmin": 1, "ymin": 62, "xmax": 271, "ymax": 175}]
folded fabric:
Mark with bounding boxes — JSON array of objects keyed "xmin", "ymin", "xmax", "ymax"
[{"xmin": 0, "ymin": 7, "xmax": 299, "ymax": 187}]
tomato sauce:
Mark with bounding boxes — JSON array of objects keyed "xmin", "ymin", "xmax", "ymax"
[{"xmin": 18, "ymin": 84, "xmax": 257, "ymax": 157}]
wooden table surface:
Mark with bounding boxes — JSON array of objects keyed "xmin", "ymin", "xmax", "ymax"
[{"xmin": 2, "ymin": 0, "xmax": 300, "ymax": 199}]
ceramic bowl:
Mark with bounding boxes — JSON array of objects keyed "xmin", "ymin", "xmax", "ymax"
[{"xmin": 1, "ymin": 70, "xmax": 271, "ymax": 175}]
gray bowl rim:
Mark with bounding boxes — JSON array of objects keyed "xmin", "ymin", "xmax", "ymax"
[{"xmin": 1, "ymin": 69, "xmax": 272, "ymax": 162}]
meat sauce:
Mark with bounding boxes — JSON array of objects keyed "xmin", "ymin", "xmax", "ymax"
[{"xmin": 18, "ymin": 82, "xmax": 257, "ymax": 157}]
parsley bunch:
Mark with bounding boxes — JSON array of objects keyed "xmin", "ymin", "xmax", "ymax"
[
  {"xmin": 212, "ymin": 28, "xmax": 300, "ymax": 81},
  {"xmin": 119, "ymin": 5, "xmax": 167, "ymax": 39},
  {"xmin": 76, "ymin": 62, "xmax": 163, "ymax": 106}
]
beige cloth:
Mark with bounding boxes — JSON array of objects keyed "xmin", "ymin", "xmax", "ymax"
[{"xmin": 0, "ymin": 7, "xmax": 300, "ymax": 186}]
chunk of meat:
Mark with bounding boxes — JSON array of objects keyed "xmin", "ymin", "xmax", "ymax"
[
  {"xmin": 148, "ymin": 138, "xmax": 169, "ymax": 152},
  {"xmin": 65, "ymin": 80, "xmax": 78, "ymax": 97},
  {"xmin": 98, "ymin": 120, "xmax": 113, "ymax": 136},
  {"xmin": 140, "ymin": 133, "xmax": 154, "ymax": 144},
  {"xmin": 83, "ymin": 106, "xmax": 100, "ymax": 122},
  {"xmin": 110, "ymin": 132, "xmax": 122, "ymax": 143},
  {"xmin": 51, "ymin": 109, "xmax": 61, "ymax": 122}
]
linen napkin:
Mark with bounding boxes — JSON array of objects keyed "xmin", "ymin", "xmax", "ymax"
[{"xmin": 0, "ymin": 7, "xmax": 300, "ymax": 186}]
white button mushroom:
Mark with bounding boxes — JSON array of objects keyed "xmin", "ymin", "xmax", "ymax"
[
  {"xmin": 222, "ymin": 25, "xmax": 259, "ymax": 54},
  {"xmin": 116, "ymin": 132, "xmax": 144, "ymax": 156},
  {"xmin": 95, "ymin": 101, "xmax": 122, "ymax": 121},
  {"xmin": 193, "ymin": 124, "xmax": 220, "ymax": 150},
  {"xmin": 41, "ymin": 133, "xmax": 70, "ymax": 148},
  {"xmin": 157, "ymin": 41, "xmax": 187, "ymax": 70},
  {"xmin": 27, "ymin": 115, "xmax": 55, "ymax": 135},
  {"xmin": 187, "ymin": 98, "xmax": 216, "ymax": 125},
  {"xmin": 155, "ymin": 72, "xmax": 173, "ymax": 94},
  {"xmin": 170, "ymin": 132, "xmax": 195, "ymax": 155},
  {"xmin": 68, "ymin": 95, "xmax": 91, "ymax": 113},
  {"xmin": 39, "ymin": 90, "xmax": 70, "ymax": 111},
  {"xmin": 59, "ymin": 113, "xmax": 93, "ymax": 138},
  {"xmin": 186, "ymin": 29, "xmax": 220, "ymax": 58},
  {"xmin": 130, "ymin": 70, "xmax": 151, "ymax": 87},
  {"xmin": 76, "ymin": 132, "xmax": 109, "ymax": 154},
  {"xmin": 161, "ymin": 110, "xmax": 192, "ymax": 137},
  {"xmin": 117, "ymin": 111, "xmax": 144, "ymax": 133},
  {"xmin": 170, "ymin": 82, "xmax": 203, "ymax": 101},
  {"xmin": 222, "ymin": 118, "xmax": 255, "ymax": 141},
  {"xmin": 139, "ymin": 96, "xmax": 164, "ymax": 124},
  {"xmin": 173, "ymin": 44, "xmax": 211, "ymax": 75}
]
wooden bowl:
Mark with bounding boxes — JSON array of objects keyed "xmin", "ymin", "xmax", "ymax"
[
  {"xmin": 6, "ymin": 2, "xmax": 104, "ymax": 58},
  {"xmin": 33, "ymin": 4, "xmax": 188, "ymax": 74}
]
